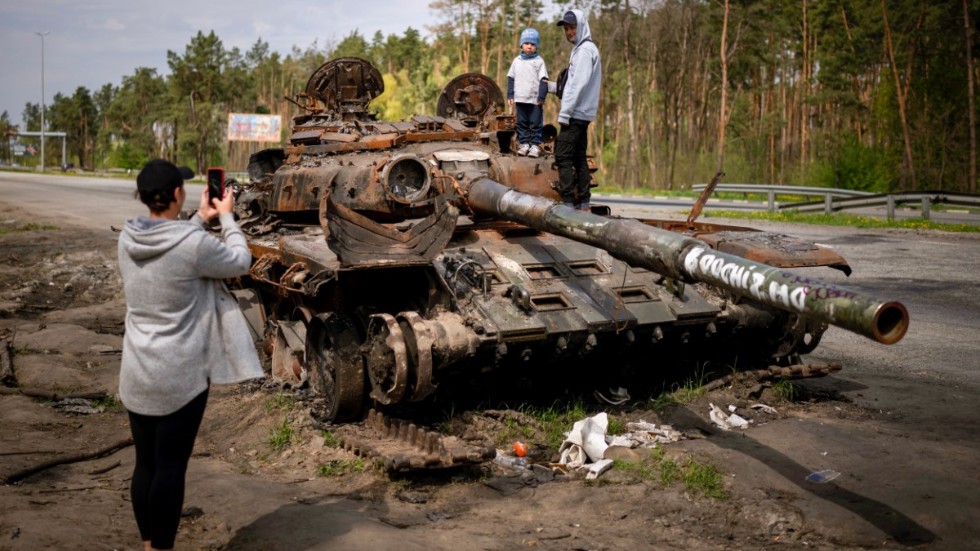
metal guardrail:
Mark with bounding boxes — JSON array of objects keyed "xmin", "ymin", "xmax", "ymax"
[{"xmin": 691, "ymin": 183, "xmax": 980, "ymax": 220}]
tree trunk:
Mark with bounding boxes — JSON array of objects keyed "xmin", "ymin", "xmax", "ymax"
[
  {"xmin": 964, "ymin": 0, "xmax": 977, "ymax": 193},
  {"xmin": 716, "ymin": 0, "xmax": 730, "ymax": 172},
  {"xmin": 623, "ymin": 0, "xmax": 640, "ymax": 189},
  {"xmin": 881, "ymin": 0, "xmax": 917, "ymax": 191},
  {"xmin": 799, "ymin": 0, "xmax": 809, "ymax": 178}
]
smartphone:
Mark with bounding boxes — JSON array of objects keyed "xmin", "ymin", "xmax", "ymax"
[{"xmin": 206, "ymin": 167, "xmax": 225, "ymax": 201}]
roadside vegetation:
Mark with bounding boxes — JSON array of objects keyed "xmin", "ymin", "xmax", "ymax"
[
  {"xmin": 610, "ymin": 448, "xmax": 728, "ymax": 499},
  {"xmin": 702, "ymin": 209, "xmax": 980, "ymax": 233},
  {"xmin": 0, "ymin": 222, "xmax": 59, "ymax": 236}
]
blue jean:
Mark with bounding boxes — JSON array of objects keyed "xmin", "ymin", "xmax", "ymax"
[{"xmin": 515, "ymin": 102, "xmax": 543, "ymax": 145}]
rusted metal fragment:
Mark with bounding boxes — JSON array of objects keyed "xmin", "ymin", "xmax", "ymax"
[
  {"xmin": 270, "ymin": 321, "xmax": 307, "ymax": 387},
  {"xmin": 687, "ymin": 171, "xmax": 725, "ymax": 226},
  {"xmin": 697, "ymin": 231, "xmax": 852, "ymax": 275},
  {"xmin": 325, "ymin": 196, "xmax": 459, "ymax": 267},
  {"xmin": 291, "ymin": 129, "xmax": 324, "ymax": 144},
  {"xmin": 333, "ymin": 409, "xmax": 496, "ymax": 471},
  {"xmin": 320, "ymin": 132, "xmax": 359, "ymax": 143},
  {"xmin": 702, "ymin": 362, "xmax": 842, "ymax": 392},
  {"xmin": 404, "ymin": 131, "xmax": 477, "ymax": 142},
  {"xmin": 489, "ymin": 155, "xmax": 560, "ymax": 201},
  {"xmin": 364, "ymin": 313, "xmax": 409, "ymax": 405},
  {"xmin": 436, "ymin": 73, "xmax": 506, "ymax": 124},
  {"xmin": 304, "ymin": 57, "xmax": 384, "ymax": 120}
]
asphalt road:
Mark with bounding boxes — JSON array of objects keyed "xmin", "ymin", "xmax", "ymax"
[{"xmin": 3, "ymin": 171, "xmax": 979, "ymax": 548}]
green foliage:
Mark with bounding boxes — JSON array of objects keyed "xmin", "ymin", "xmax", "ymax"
[
  {"xmin": 681, "ymin": 458, "xmax": 727, "ymax": 498},
  {"xmin": 92, "ymin": 395, "xmax": 122, "ymax": 411},
  {"xmin": 811, "ymin": 133, "xmax": 892, "ymax": 192},
  {"xmin": 263, "ymin": 391, "xmax": 297, "ymax": 412},
  {"xmin": 659, "ymin": 456, "xmax": 680, "ymax": 486},
  {"xmin": 321, "ymin": 430, "xmax": 341, "ymax": 449},
  {"xmin": 492, "ymin": 399, "xmax": 591, "ymax": 451},
  {"xmin": 615, "ymin": 449, "xmax": 727, "ymax": 499},
  {"xmin": 770, "ymin": 379, "xmax": 796, "ymax": 402},
  {"xmin": 108, "ymin": 142, "xmax": 148, "ymax": 171},
  {"xmin": 611, "ymin": 457, "xmax": 659, "ymax": 481},
  {"xmin": 606, "ymin": 416, "xmax": 625, "ymax": 436},
  {"xmin": 0, "ymin": 222, "xmax": 59, "ymax": 236},
  {"xmin": 268, "ymin": 418, "xmax": 295, "ymax": 451},
  {"xmin": 316, "ymin": 458, "xmax": 367, "ymax": 477},
  {"xmin": 649, "ymin": 364, "xmax": 709, "ymax": 414}
]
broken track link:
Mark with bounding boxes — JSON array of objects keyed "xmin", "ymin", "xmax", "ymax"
[
  {"xmin": 702, "ymin": 362, "xmax": 843, "ymax": 392},
  {"xmin": 332, "ymin": 409, "xmax": 496, "ymax": 472}
]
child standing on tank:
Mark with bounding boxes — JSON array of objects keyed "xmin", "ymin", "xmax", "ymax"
[{"xmin": 507, "ymin": 28, "xmax": 549, "ymax": 158}]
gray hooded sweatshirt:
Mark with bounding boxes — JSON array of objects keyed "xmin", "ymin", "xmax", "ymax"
[
  {"xmin": 558, "ymin": 8, "xmax": 602, "ymax": 125},
  {"xmin": 118, "ymin": 212, "xmax": 263, "ymax": 416}
]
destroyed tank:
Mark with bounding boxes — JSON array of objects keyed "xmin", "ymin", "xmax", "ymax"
[{"xmin": 232, "ymin": 57, "xmax": 909, "ymax": 431}]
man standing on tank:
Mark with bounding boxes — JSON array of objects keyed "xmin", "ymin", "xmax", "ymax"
[{"xmin": 555, "ymin": 8, "xmax": 602, "ymax": 211}]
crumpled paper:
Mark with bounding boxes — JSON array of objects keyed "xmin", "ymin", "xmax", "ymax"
[
  {"xmin": 559, "ymin": 412, "xmax": 610, "ymax": 468},
  {"xmin": 708, "ymin": 403, "xmax": 750, "ymax": 431}
]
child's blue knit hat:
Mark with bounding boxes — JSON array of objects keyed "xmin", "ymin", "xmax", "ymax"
[{"xmin": 519, "ymin": 28, "xmax": 540, "ymax": 48}]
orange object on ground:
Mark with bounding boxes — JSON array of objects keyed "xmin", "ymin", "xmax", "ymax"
[{"xmin": 513, "ymin": 441, "xmax": 528, "ymax": 457}]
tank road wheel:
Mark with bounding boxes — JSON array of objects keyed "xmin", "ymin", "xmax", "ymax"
[{"xmin": 306, "ymin": 313, "xmax": 366, "ymax": 422}]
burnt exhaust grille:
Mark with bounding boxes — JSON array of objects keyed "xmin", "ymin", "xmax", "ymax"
[
  {"xmin": 615, "ymin": 286, "xmax": 656, "ymax": 303},
  {"xmin": 567, "ymin": 259, "xmax": 608, "ymax": 276},
  {"xmin": 530, "ymin": 293, "xmax": 572, "ymax": 311}
]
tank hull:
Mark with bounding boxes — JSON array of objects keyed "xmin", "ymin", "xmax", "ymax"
[{"xmin": 230, "ymin": 58, "xmax": 908, "ymax": 423}]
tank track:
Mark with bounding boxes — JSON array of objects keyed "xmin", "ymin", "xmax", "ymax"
[{"xmin": 332, "ymin": 409, "xmax": 496, "ymax": 472}]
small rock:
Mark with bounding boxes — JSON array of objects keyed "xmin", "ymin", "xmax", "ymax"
[
  {"xmin": 181, "ymin": 505, "xmax": 205, "ymax": 519},
  {"xmin": 397, "ymin": 490, "xmax": 430, "ymax": 504}
]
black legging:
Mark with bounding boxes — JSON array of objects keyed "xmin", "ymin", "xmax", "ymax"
[{"xmin": 127, "ymin": 388, "xmax": 209, "ymax": 549}]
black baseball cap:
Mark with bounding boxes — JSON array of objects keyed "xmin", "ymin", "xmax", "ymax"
[
  {"xmin": 557, "ymin": 10, "xmax": 577, "ymax": 26},
  {"xmin": 136, "ymin": 159, "xmax": 194, "ymax": 195}
]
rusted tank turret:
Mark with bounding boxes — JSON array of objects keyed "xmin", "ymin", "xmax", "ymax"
[{"xmin": 233, "ymin": 57, "xmax": 908, "ymax": 428}]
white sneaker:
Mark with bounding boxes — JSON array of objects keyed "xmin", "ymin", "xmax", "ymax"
[
  {"xmin": 517, "ymin": 143, "xmax": 530, "ymax": 156},
  {"xmin": 528, "ymin": 145, "xmax": 541, "ymax": 158}
]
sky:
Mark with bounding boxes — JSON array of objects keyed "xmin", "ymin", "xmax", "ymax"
[{"xmin": 0, "ymin": 0, "xmax": 454, "ymax": 129}]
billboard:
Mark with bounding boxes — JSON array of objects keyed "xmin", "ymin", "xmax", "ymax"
[{"xmin": 227, "ymin": 113, "xmax": 282, "ymax": 142}]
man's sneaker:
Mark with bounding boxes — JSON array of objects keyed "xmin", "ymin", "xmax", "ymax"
[
  {"xmin": 577, "ymin": 203, "xmax": 591, "ymax": 212},
  {"xmin": 528, "ymin": 145, "xmax": 541, "ymax": 158},
  {"xmin": 517, "ymin": 143, "xmax": 530, "ymax": 156}
]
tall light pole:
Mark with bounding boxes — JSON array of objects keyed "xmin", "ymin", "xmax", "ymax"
[{"xmin": 35, "ymin": 31, "xmax": 49, "ymax": 172}]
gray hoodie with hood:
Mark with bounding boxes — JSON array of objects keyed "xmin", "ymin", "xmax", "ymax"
[
  {"xmin": 558, "ymin": 8, "xmax": 602, "ymax": 125},
  {"xmin": 118, "ymin": 212, "xmax": 263, "ymax": 416}
]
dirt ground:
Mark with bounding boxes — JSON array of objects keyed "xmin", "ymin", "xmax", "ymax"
[{"xmin": 0, "ymin": 200, "xmax": 976, "ymax": 551}]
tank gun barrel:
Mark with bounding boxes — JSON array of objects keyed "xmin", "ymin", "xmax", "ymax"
[{"xmin": 466, "ymin": 177, "xmax": 908, "ymax": 345}]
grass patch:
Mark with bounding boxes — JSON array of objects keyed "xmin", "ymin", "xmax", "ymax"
[
  {"xmin": 659, "ymin": 456, "xmax": 680, "ymax": 485},
  {"xmin": 316, "ymin": 458, "xmax": 367, "ymax": 477},
  {"xmin": 268, "ymin": 418, "xmax": 295, "ymax": 451},
  {"xmin": 611, "ymin": 457, "xmax": 659, "ymax": 481},
  {"xmin": 519, "ymin": 399, "xmax": 590, "ymax": 451},
  {"xmin": 263, "ymin": 391, "xmax": 297, "ymax": 412},
  {"xmin": 702, "ymin": 209, "xmax": 979, "ymax": 233},
  {"xmin": 681, "ymin": 458, "xmax": 727, "ymax": 498},
  {"xmin": 613, "ymin": 448, "xmax": 727, "ymax": 498},
  {"xmin": 0, "ymin": 223, "xmax": 60, "ymax": 236},
  {"xmin": 649, "ymin": 366, "xmax": 710, "ymax": 414},
  {"xmin": 770, "ymin": 379, "xmax": 797, "ymax": 402},
  {"xmin": 607, "ymin": 416, "xmax": 626, "ymax": 436},
  {"xmin": 321, "ymin": 430, "xmax": 341, "ymax": 449},
  {"xmin": 92, "ymin": 395, "xmax": 122, "ymax": 411}
]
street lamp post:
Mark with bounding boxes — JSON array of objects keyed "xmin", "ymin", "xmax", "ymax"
[{"xmin": 35, "ymin": 30, "xmax": 49, "ymax": 172}]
